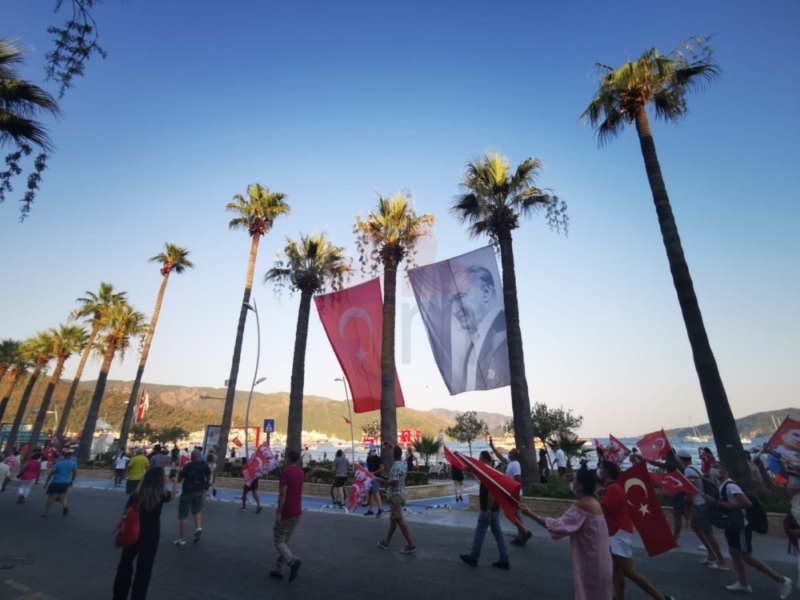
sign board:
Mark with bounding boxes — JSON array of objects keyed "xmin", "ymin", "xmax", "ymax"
[{"xmin": 263, "ymin": 419, "xmax": 275, "ymax": 434}]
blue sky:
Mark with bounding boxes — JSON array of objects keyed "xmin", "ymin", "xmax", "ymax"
[{"xmin": 1, "ymin": 0, "xmax": 798, "ymax": 437}]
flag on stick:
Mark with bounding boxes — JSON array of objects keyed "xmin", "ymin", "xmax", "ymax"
[
  {"xmin": 242, "ymin": 442, "xmax": 279, "ymax": 486},
  {"xmin": 444, "ymin": 445, "xmax": 465, "ymax": 470},
  {"xmin": 652, "ymin": 471, "xmax": 698, "ymax": 497},
  {"xmin": 347, "ymin": 464, "xmax": 374, "ymax": 512},
  {"xmin": 618, "ymin": 461, "xmax": 678, "ymax": 557},
  {"xmin": 343, "ymin": 416, "xmax": 351, "ymax": 424},
  {"xmin": 455, "ymin": 451, "xmax": 520, "ymax": 523},
  {"xmin": 606, "ymin": 434, "xmax": 630, "ymax": 465}
]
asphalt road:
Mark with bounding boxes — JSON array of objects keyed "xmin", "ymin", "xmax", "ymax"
[{"xmin": 0, "ymin": 482, "xmax": 797, "ymax": 600}]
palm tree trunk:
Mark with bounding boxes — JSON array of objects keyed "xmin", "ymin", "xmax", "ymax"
[
  {"xmin": 0, "ymin": 365, "xmax": 8, "ymax": 387},
  {"xmin": 497, "ymin": 232, "xmax": 539, "ymax": 484},
  {"xmin": 3, "ymin": 368, "xmax": 41, "ymax": 456},
  {"xmin": 0, "ymin": 371, "xmax": 23, "ymax": 427},
  {"xmin": 56, "ymin": 322, "xmax": 99, "ymax": 442},
  {"xmin": 120, "ymin": 271, "xmax": 171, "ymax": 449},
  {"xmin": 380, "ymin": 261, "xmax": 399, "ymax": 472},
  {"xmin": 77, "ymin": 341, "xmax": 117, "ymax": 466},
  {"xmin": 218, "ymin": 234, "xmax": 260, "ymax": 470},
  {"xmin": 287, "ymin": 290, "xmax": 313, "ymax": 454},
  {"xmin": 634, "ymin": 108, "xmax": 748, "ymax": 486},
  {"xmin": 28, "ymin": 356, "xmax": 66, "ymax": 456}
]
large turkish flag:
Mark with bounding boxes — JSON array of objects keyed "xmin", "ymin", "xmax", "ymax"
[
  {"xmin": 315, "ymin": 278, "xmax": 404, "ymax": 414},
  {"xmin": 618, "ymin": 461, "xmax": 677, "ymax": 557},
  {"xmin": 457, "ymin": 451, "xmax": 520, "ymax": 524},
  {"xmin": 636, "ymin": 430, "xmax": 672, "ymax": 462}
]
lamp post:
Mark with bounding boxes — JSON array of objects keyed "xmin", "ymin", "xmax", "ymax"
[
  {"xmin": 334, "ymin": 377, "xmax": 356, "ymax": 466},
  {"xmin": 243, "ymin": 299, "xmax": 264, "ymax": 460}
]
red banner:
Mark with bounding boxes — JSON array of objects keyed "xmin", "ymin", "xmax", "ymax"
[
  {"xmin": 766, "ymin": 416, "xmax": 800, "ymax": 465},
  {"xmin": 347, "ymin": 464, "xmax": 374, "ymax": 512},
  {"xmin": 444, "ymin": 446, "xmax": 465, "ymax": 470},
  {"xmin": 232, "ymin": 437, "xmax": 242, "ymax": 448},
  {"xmin": 242, "ymin": 442, "xmax": 278, "ymax": 486},
  {"xmin": 606, "ymin": 435, "xmax": 630, "ymax": 465},
  {"xmin": 315, "ymin": 278, "xmax": 404, "ymax": 413},
  {"xmin": 456, "ymin": 451, "xmax": 520, "ymax": 524},
  {"xmin": 594, "ymin": 438, "xmax": 607, "ymax": 455},
  {"xmin": 652, "ymin": 471, "xmax": 698, "ymax": 497},
  {"xmin": 636, "ymin": 429, "xmax": 672, "ymax": 462},
  {"xmin": 618, "ymin": 461, "xmax": 677, "ymax": 557}
]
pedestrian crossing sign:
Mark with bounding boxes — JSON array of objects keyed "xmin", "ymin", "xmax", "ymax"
[{"xmin": 263, "ymin": 419, "xmax": 275, "ymax": 433}]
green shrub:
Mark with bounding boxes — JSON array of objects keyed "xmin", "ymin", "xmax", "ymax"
[
  {"xmin": 523, "ymin": 482, "xmax": 574, "ymax": 499},
  {"xmin": 307, "ymin": 467, "xmax": 335, "ymax": 484},
  {"xmin": 406, "ymin": 471, "xmax": 428, "ymax": 486}
]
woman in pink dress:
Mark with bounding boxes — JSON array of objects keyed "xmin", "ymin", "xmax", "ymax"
[
  {"xmin": 17, "ymin": 451, "xmax": 42, "ymax": 504},
  {"xmin": 520, "ymin": 469, "xmax": 613, "ymax": 600}
]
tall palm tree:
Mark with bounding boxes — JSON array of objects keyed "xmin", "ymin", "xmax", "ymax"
[
  {"xmin": 0, "ymin": 38, "xmax": 60, "ymax": 217},
  {"xmin": 0, "ymin": 360, "xmax": 28, "ymax": 423},
  {"xmin": 56, "ymin": 283, "xmax": 127, "ymax": 442},
  {"xmin": 29, "ymin": 324, "xmax": 86, "ymax": 455},
  {"xmin": 0, "ymin": 339, "xmax": 20, "ymax": 386},
  {"xmin": 354, "ymin": 192, "xmax": 434, "ymax": 469},
  {"xmin": 578, "ymin": 39, "xmax": 745, "ymax": 481},
  {"xmin": 451, "ymin": 151, "xmax": 568, "ymax": 484},
  {"xmin": 3, "ymin": 332, "xmax": 54, "ymax": 456},
  {"xmin": 76, "ymin": 302, "xmax": 147, "ymax": 466},
  {"xmin": 218, "ymin": 183, "xmax": 290, "ymax": 469},
  {"xmin": 119, "ymin": 243, "xmax": 194, "ymax": 449},
  {"xmin": 265, "ymin": 232, "xmax": 350, "ymax": 453}
]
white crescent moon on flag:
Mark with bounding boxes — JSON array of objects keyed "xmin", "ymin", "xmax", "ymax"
[
  {"xmin": 624, "ymin": 478, "xmax": 648, "ymax": 499},
  {"xmin": 664, "ymin": 475, "xmax": 681, "ymax": 488},
  {"xmin": 653, "ymin": 439, "xmax": 666, "ymax": 452},
  {"xmin": 338, "ymin": 307, "xmax": 373, "ymax": 339}
]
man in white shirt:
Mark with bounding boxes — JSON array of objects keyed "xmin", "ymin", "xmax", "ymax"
[
  {"xmin": 114, "ymin": 449, "xmax": 129, "ymax": 487},
  {"xmin": 677, "ymin": 448, "xmax": 727, "ymax": 569},
  {"xmin": 706, "ymin": 460, "xmax": 791, "ymax": 597},
  {"xmin": 488, "ymin": 438, "xmax": 531, "ymax": 546},
  {"xmin": 554, "ymin": 448, "xmax": 567, "ymax": 475}
]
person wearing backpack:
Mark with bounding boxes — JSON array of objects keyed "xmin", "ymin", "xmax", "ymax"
[
  {"xmin": 113, "ymin": 466, "xmax": 177, "ymax": 600},
  {"xmin": 705, "ymin": 461, "xmax": 792, "ymax": 597}
]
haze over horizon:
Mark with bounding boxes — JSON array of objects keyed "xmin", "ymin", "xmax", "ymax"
[{"xmin": 2, "ymin": 1, "xmax": 798, "ymax": 439}]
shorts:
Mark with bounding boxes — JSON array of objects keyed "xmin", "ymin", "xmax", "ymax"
[
  {"xmin": 672, "ymin": 492, "xmax": 686, "ymax": 512},
  {"xmin": 126, "ymin": 479, "xmax": 141, "ymax": 495},
  {"xmin": 46, "ymin": 482, "xmax": 69, "ymax": 496},
  {"xmin": 244, "ymin": 479, "xmax": 258, "ymax": 491},
  {"xmin": 725, "ymin": 525, "xmax": 753, "ymax": 554},
  {"xmin": 609, "ymin": 529, "xmax": 634, "ymax": 558},
  {"xmin": 690, "ymin": 503, "xmax": 713, "ymax": 534},
  {"xmin": 369, "ymin": 478, "xmax": 380, "ymax": 494},
  {"xmin": 389, "ymin": 495, "xmax": 405, "ymax": 519},
  {"xmin": 334, "ymin": 476, "xmax": 347, "ymax": 488},
  {"xmin": 178, "ymin": 492, "xmax": 203, "ymax": 519},
  {"xmin": 451, "ymin": 468, "xmax": 464, "ymax": 482}
]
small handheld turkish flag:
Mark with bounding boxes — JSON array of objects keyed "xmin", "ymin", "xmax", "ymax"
[
  {"xmin": 652, "ymin": 471, "xmax": 698, "ymax": 497},
  {"xmin": 637, "ymin": 430, "xmax": 672, "ymax": 462},
  {"xmin": 607, "ymin": 435, "xmax": 630, "ymax": 465},
  {"xmin": 618, "ymin": 461, "xmax": 677, "ymax": 557}
]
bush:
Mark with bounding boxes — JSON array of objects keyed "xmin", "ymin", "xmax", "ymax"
[
  {"xmin": 522, "ymin": 482, "xmax": 574, "ymax": 499},
  {"xmin": 307, "ymin": 467, "xmax": 335, "ymax": 484},
  {"xmin": 406, "ymin": 471, "xmax": 428, "ymax": 486}
]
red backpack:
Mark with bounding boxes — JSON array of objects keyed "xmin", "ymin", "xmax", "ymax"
[{"xmin": 114, "ymin": 498, "xmax": 141, "ymax": 548}]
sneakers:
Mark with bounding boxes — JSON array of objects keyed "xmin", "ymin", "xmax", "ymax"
[
  {"xmin": 400, "ymin": 545, "xmax": 416, "ymax": 554},
  {"xmin": 289, "ymin": 559, "xmax": 302, "ymax": 582},
  {"xmin": 492, "ymin": 559, "xmax": 510, "ymax": 570},
  {"xmin": 459, "ymin": 554, "xmax": 478, "ymax": 566},
  {"xmin": 778, "ymin": 577, "xmax": 792, "ymax": 599},
  {"xmin": 62, "ymin": 507, "xmax": 69, "ymax": 516},
  {"xmin": 240, "ymin": 506, "xmax": 247, "ymax": 511},
  {"xmin": 364, "ymin": 511, "xmax": 374, "ymax": 516},
  {"xmin": 193, "ymin": 528, "xmax": 202, "ymax": 544},
  {"xmin": 376, "ymin": 509, "xmax": 384, "ymax": 518},
  {"xmin": 269, "ymin": 571, "xmax": 283, "ymax": 580},
  {"xmin": 377, "ymin": 540, "xmax": 389, "ymax": 550},
  {"xmin": 521, "ymin": 530, "xmax": 533, "ymax": 545},
  {"xmin": 255, "ymin": 507, "xmax": 262, "ymax": 514},
  {"xmin": 725, "ymin": 582, "xmax": 753, "ymax": 594},
  {"xmin": 510, "ymin": 537, "xmax": 523, "ymax": 546},
  {"xmin": 174, "ymin": 538, "xmax": 186, "ymax": 546}
]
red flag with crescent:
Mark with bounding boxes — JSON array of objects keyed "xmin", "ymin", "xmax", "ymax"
[
  {"xmin": 443, "ymin": 446, "xmax": 465, "ymax": 470},
  {"xmin": 636, "ymin": 430, "xmax": 672, "ymax": 462},
  {"xmin": 618, "ymin": 461, "xmax": 677, "ymax": 557},
  {"xmin": 456, "ymin": 451, "xmax": 520, "ymax": 524},
  {"xmin": 606, "ymin": 435, "xmax": 630, "ymax": 465},
  {"xmin": 315, "ymin": 278, "xmax": 404, "ymax": 413},
  {"xmin": 651, "ymin": 471, "xmax": 698, "ymax": 497}
]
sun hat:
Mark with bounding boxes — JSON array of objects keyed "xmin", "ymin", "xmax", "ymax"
[{"xmin": 676, "ymin": 448, "xmax": 692, "ymax": 459}]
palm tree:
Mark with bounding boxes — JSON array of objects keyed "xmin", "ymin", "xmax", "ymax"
[
  {"xmin": 0, "ymin": 339, "xmax": 20, "ymax": 387},
  {"xmin": 0, "ymin": 38, "xmax": 60, "ymax": 217},
  {"xmin": 451, "ymin": 151, "xmax": 568, "ymax": 484},
  {"xmin": 29, "ymin": 324, "xmax": 86, "ymax": 455},
  {"xmin": 56, "ymin": 283, "xmax": 127, "ymax": 442},
  {"xmin": 355, "ymin": 192, "xmax": 434, "ymax": 469},
  {"xmin": 3, "ymin": 332, "xmax": 54, "ymax": 456},
  {"xmin": 265, "ymin": 232, "xmax": 350, "ymax": 453},
  {"xmin": 76, "ymin": 302, "xmax": 147, "ymax": 466},
  {"xmin": 0, "ymin": 359, "xmax": 28, "ymax": 423},
  {"xmin": 119, "ymin": 244, "xmax": 194, "ymax": 449},
  {"xmin": 218, "ymin": 183, "xmax": 290, "ymax": 469},
  {"xmin": 548, "ymin": 433, "xmax": 591, "ymax": 474},
  {"xmin": 578, "ymin": 38, "xmax": 746, "ymax": 482},
  {"xmin": 412, "ymin": 435, "xmax": 444, "ymax": 469}
]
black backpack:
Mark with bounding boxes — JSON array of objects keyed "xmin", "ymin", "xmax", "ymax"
[{"xmin": 714, "ymin": 481, "xmax": 769, "ymax": 535}]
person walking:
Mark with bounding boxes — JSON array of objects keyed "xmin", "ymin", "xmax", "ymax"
[
  {"xmin": 175, "ymin": 449, "xmax": 210, "ymax": 546},
  {"xmin": 488, "ymin": 438, "xmax": 532, "ymax": 545},
  {"xmin": 42, "ymin": 449, "xmax": 77, "ymax": 517},
  {"xmin": 599, "ymin": 461, "xmax": 675, "ymax": 600},
  {"xmin": 538, "ymin": 447, "xmax": 550, "ymax": 483},
  {"xmin": 270, "ymin": 449, "xmax": 304, "ymax": 582},
  {"xmin": 112, "ymin": 467, "xmax": 178, "ymax": 600},
  {"xmin": 332, "ymin": 449, "xmax": 349, "ymax": 507},
  {"xmin": 17, "ymin": 451, "xmax": 42, "ymax": 503},
  {"xmin": 114, "ymin": 448, "xmax": 129, "ymax": 487},
  {"xmin": 521, "ymin": 468, "xmax": 612, "ymax": 599},
  {"xmin": 126, "ymin": 448, "xmax": 149, "ymax": 495},
  {"xmin": 459, "ymin": 451, "xmax": 510, "ymax": 570},
  {"xmin": 205, "ymin": 450, "xmax": 218, "ymax": 500},
  {"xmin": 706, "ymin": 460, "xmax": 792, "ymax": 597},
  {"xmin": 451, "ymin": 459, "xmax": 465, "ymax": 502},
  {"xmin": 377, "ymin": 444, "xmax": 416, "ymax": 554},
  {"xmin": 364, "ymin": 448, "xmax": 384, "ymax": 517},
  {"xmin": 241, "ymin": 452, "xmax": 262, "ymax": 513},
  {"xmin": 647, "ymin": 449, "xmax": 686, "ymax": 541}
]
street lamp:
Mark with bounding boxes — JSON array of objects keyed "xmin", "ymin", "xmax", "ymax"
[
  {"xmin": 244, "ymin": 299, "xmax": 263, "ymax": 460},
  {"xmin": 334, "ymin": 377, "xmax": 356, "ymax": 466}
]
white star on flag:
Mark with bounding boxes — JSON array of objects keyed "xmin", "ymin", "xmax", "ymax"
[{"xmin": 638, "ymin": 503, "xmax": 650, "ymax": 517}]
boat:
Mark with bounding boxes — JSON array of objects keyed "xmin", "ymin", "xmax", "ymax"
[
  {"xmin": 685, "ymin": 417, "xmax": 711, "ymax": 444},
  {"xmin": 740, "ymin": 436, "xmax": 752, "ymax": 444}
]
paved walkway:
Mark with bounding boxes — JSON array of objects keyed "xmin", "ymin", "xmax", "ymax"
[{"xmin": 0, "ymin": 480, "xmax": 797, "ymax": 599}]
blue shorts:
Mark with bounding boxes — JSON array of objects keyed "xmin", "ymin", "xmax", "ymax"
[{"xmin": 369, "ymin": 478, "xmax": 380, "ymax": 494}]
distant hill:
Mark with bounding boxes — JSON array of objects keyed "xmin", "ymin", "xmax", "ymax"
[
  {"xmin": 429, "ymin": 408, "xmax": 511, "ymax": 436},
  {"xmin": 662, "ymin": 408, "xmax": 800, "ymax": 439}
]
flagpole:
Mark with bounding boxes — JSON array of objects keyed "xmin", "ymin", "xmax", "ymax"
[
  {"xmin": 243, "ymin": 299, "xmax": 264, "ymax": 462},
  {"xmin": 336, "ymin": 377, "xmax": 356, "ymax": 466}
]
